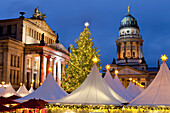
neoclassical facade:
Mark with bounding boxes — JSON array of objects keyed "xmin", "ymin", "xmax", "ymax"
[
  {"xmin": 0, "ymin": 8, "xmax": 69, "ymax": 89},
  {"xmin": 109, "ymin": 7, "xmax": 158, "ymax": 88}
]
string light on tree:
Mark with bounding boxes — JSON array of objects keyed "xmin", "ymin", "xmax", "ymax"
[{"xmin": 61, "ymin": 22, "xmax": 101, "ymax": 92}]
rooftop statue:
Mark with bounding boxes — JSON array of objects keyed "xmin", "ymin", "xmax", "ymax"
[{"xmin": 32, "ymin": 7, "xmax": 46, "ymax": 19}]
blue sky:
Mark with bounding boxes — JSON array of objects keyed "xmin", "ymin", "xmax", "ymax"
[{"xmin": 1, "ymin": 0, "xmax": 170, "ymax": 68}]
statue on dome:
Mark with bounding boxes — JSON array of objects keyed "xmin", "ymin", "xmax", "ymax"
[{"xmin": 32, "ymin": 7, "xmax": 46, "ymax": 19}]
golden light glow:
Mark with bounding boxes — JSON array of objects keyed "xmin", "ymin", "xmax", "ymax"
[
  {"xmin": 115, "ymin": 70, "xmax": 119, "ymax": 75},
  {"xmin": 161, "ymin": 54, "xmax": 168, "ymax": 62},
  {"xmin": 128, "ymin": 5, "xmax": 130, "ymax": 13},
  {"xmin": 31, "ymin": 84, "xmax": 33, "ymax": 87},
  {"xmin": 84, "ymin": 22, "xmax": 89, "ymax": 27},
  {"xmin": 129, "ymin": 78, "xmax": 132, "ymax": 81},
  {"xmin": 1, "ymin": 81, "xmax": 5, "ymax": 85},
  {"xmin": 20, "ymin": 83, "xmax": 23, "ymax": 86},
  {"xmin": 48, "ymin": 67, "xmax": 52, "ymax": 72},
  {"xmin": 92, "ymin": 57, "xmax": 99, "ymax": 63},
  {"xmin": 105, "ymin": 64, "xmax": 110, "ymax": 70},
  {"xmin": 40, "ymin": 83, "xmax": 42, "ymax": 85},
  {"xmin": 32, "ymin": 79, "xmax": 35, "ymax": 83},
  {"xmin": 133, "ymin": 80, "xmax": 135, "ymax": 82}
]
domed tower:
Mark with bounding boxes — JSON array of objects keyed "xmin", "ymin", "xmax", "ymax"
[{"xmin": 116, "ymin": 6, "xmax": 146, "ymax": 69}]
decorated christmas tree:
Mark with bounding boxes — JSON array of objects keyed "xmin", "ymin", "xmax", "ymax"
[{"xmin": 61, "ymin": 22, "xmax": 102, "ymax": 92}]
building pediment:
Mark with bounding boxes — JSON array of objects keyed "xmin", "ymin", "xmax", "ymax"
[
  {"xmin": 118, "ymin": 66, "xmax": 146, "ymax": 75},
  {"xmin": 26, "ymin": 19, "xmax": 56, "ymax": 36}
]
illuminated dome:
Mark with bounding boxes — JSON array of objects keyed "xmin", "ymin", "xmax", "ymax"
[{"xmin": 120, "ymin": 13, "xmax": 139, "ymax": 29}]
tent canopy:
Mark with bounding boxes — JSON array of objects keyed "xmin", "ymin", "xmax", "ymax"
[
  {"xmin": 126, "ymin": 82, "xmax": 141, "ymax": 98},
  {"xmin": 17, "ymin": 72, "xmax": 67, "ymax": 102},
  {"xmin": 0, "ymin": 86, "xmax": 5, "ymax": 94},
  {"xmin": 130, "ymin": 61, "xmax": 170, "ymax": 105},
  {"xmin": 104, "ymin": 70, "xmax": 134, "ymax": 101},
  {"xmin": 0, "ymin": 82, "xmax": 18, "ymax": 97},
  {"xmin": 17, "ymin": 84, "xmax": 30, "ymax": 97},
  {"xmin": 54, "ymin": 64, "xmax": 127, "ymax": 105},
  {"xmin": 29, "ymin": 86, "xmax": 34, "ymax": 93}
]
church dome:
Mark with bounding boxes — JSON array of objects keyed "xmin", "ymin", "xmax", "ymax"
[{"xmin": 119, "ymin": 13, "xmax": 139, "ymax": 29}]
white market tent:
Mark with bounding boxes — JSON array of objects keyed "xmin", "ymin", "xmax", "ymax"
[
  {"xmin": 104, "ymin": 70, "xmax": 134, "ymax": 101},
  {"xmin": 130, "ymin": 61, "xmax": 170, "ymax": 105},
  {"xmin": 29, "ymin": 86, "xmax": 34, "ymax": 93},
  {"xmin": 126, "ymin": 82, "xmax": 141, "ymax": 98},
  {"xmin": 0, "ymin": 85, "xmax": 5, "ymax": 93},
  {"xmin": 17, "ymin": 84, "xmax": 30, "ymax": 97},
  {"xmin": 0, "ymin": 82, "xmax": 18, "ymax": 97},
  {"xmin": 134, "ymin": 84, "xmax": 144, "ymax": 93},
  {"xmin": 54, "ymin": 64, "xmax": 127, "ymax": 105},
  {"xmin": 17, "ymin": 72, "xmax": 67, "ymax": 102}
]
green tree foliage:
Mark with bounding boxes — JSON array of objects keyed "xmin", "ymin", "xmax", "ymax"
[{"xmin": 61, "ymin": 25, "xmax": 102, "ymax": 93}]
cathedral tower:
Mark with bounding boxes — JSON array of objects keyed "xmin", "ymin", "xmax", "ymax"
[
  {"xmin": 110, "ymin": 6, "xmax": 148, "ymax": 88},
  {"xmin": 116, "ymin": 6, "xmax": 144, "ymax": 66}
]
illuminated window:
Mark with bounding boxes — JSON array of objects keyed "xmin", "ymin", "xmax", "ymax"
[
  {"xmin": 132, "ymin": 30, "xmax": 134, "ymax": 33},
  {"xmin": 34, "ymin": 61, "xmax": 38, "ymax": 70},
  {"xmin": 27, "ymin": 58, "xmax": 31, "ymax": 68},
  {"xmin": 127, "ymin": 52, "xmax": 130, "ymax": 57}
]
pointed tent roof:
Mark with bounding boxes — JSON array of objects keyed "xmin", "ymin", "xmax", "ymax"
[
  {"xmin": 17, "ymin": 84, "xmax": 30, "ymax": 97},
  {"xmin": 54, "ymin": 64, "xmax": 127, "ymax": 105},
  {"xmin": 17, "ymin": 72, "xmax": 67, "ymax": 102},
  {"xmin": 126, "ymin": 82, "xmax": 141, "ymax": 98},
  {"xmin": 0, "ymin": 86, "xmax": 5, "ymax": 94},
  {"xmin": 29, "ymin": 86, "xmax": 34, "ymax": 93},
  {"xmin": 130, "ymin": 61, "xmax": 170, "ymax": 105},
  {"xmin": 134, "ymin": 84, "xmax": 144, "ymax": 93},
  {"xmin": 0, "ymin": 83, "xmax": 18, "ymax": 97},
  {"xmin": 104, "ymin": 70, "xmax": 134, "ymax": 101}
]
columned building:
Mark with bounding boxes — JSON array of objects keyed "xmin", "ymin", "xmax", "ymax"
[
  {"xmin": 109, "ymin": 7, "xmax": 157, "ymax": 88},
  {"xmin": 0, "ymin": 7, "xmax": 69, "ymax": 89}
]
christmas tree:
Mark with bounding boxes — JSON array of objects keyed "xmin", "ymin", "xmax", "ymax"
[{"xmin": 61, "ymin": 22, "xmax": 102, "ymax": 92}]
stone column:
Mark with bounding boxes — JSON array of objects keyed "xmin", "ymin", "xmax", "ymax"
[
  {"xmin": 31, "ymin": 56, "xmax": 35, "ymax": 84},
  {"xmin": 141, "ymin": 43, "xmax": 143, "ymax": 58},
  {"xmin": 3, "ymin": 52, "xmax": 10, "ymax": 83},
  {"xmin": 57, "ymin": 60, "xmax": 61, "ymax": 86},
  {"xmin": 124, "ymin": 42, "xmax": 126, "ymax": 58},
  {"xmin": 20, "ymin": 53, "xmax": 24, "ymax": 84},
  {"xmin": 11, "ymin": 70, "xmax": 14, "ymax": 84},
  {"xmin": 136, "ymin": 42, "xmax": 139, "ymax": 58},
  {"xmin": 53, "ymin": 58, "xmax": 57, "ymax": 80},
  {"xmin": 117, "ymin": 44, "xmax": 120, "ymax": 59},
  {"xmin": 46, "ymin": 55, "xmax": 51, "ymax": 77},
  {"xmin": 23, "ymin": 54, "xmax": 27, "ymax": 84},
  {"xmin": 130, "ymin": 42, "xmax": 133, "ymax": 58},
  {"xmin": 39, "ymin": 54, "xmax": 44, "ymax": 84}
]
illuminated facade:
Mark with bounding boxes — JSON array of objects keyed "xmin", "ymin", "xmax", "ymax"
[
  {"xmin": 109, "ymin": 7, "xmax": 158, "ymax": 88},
  {"xmin": 0, "ymin": 8, "xmax": 69, "ymax": 89}
]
